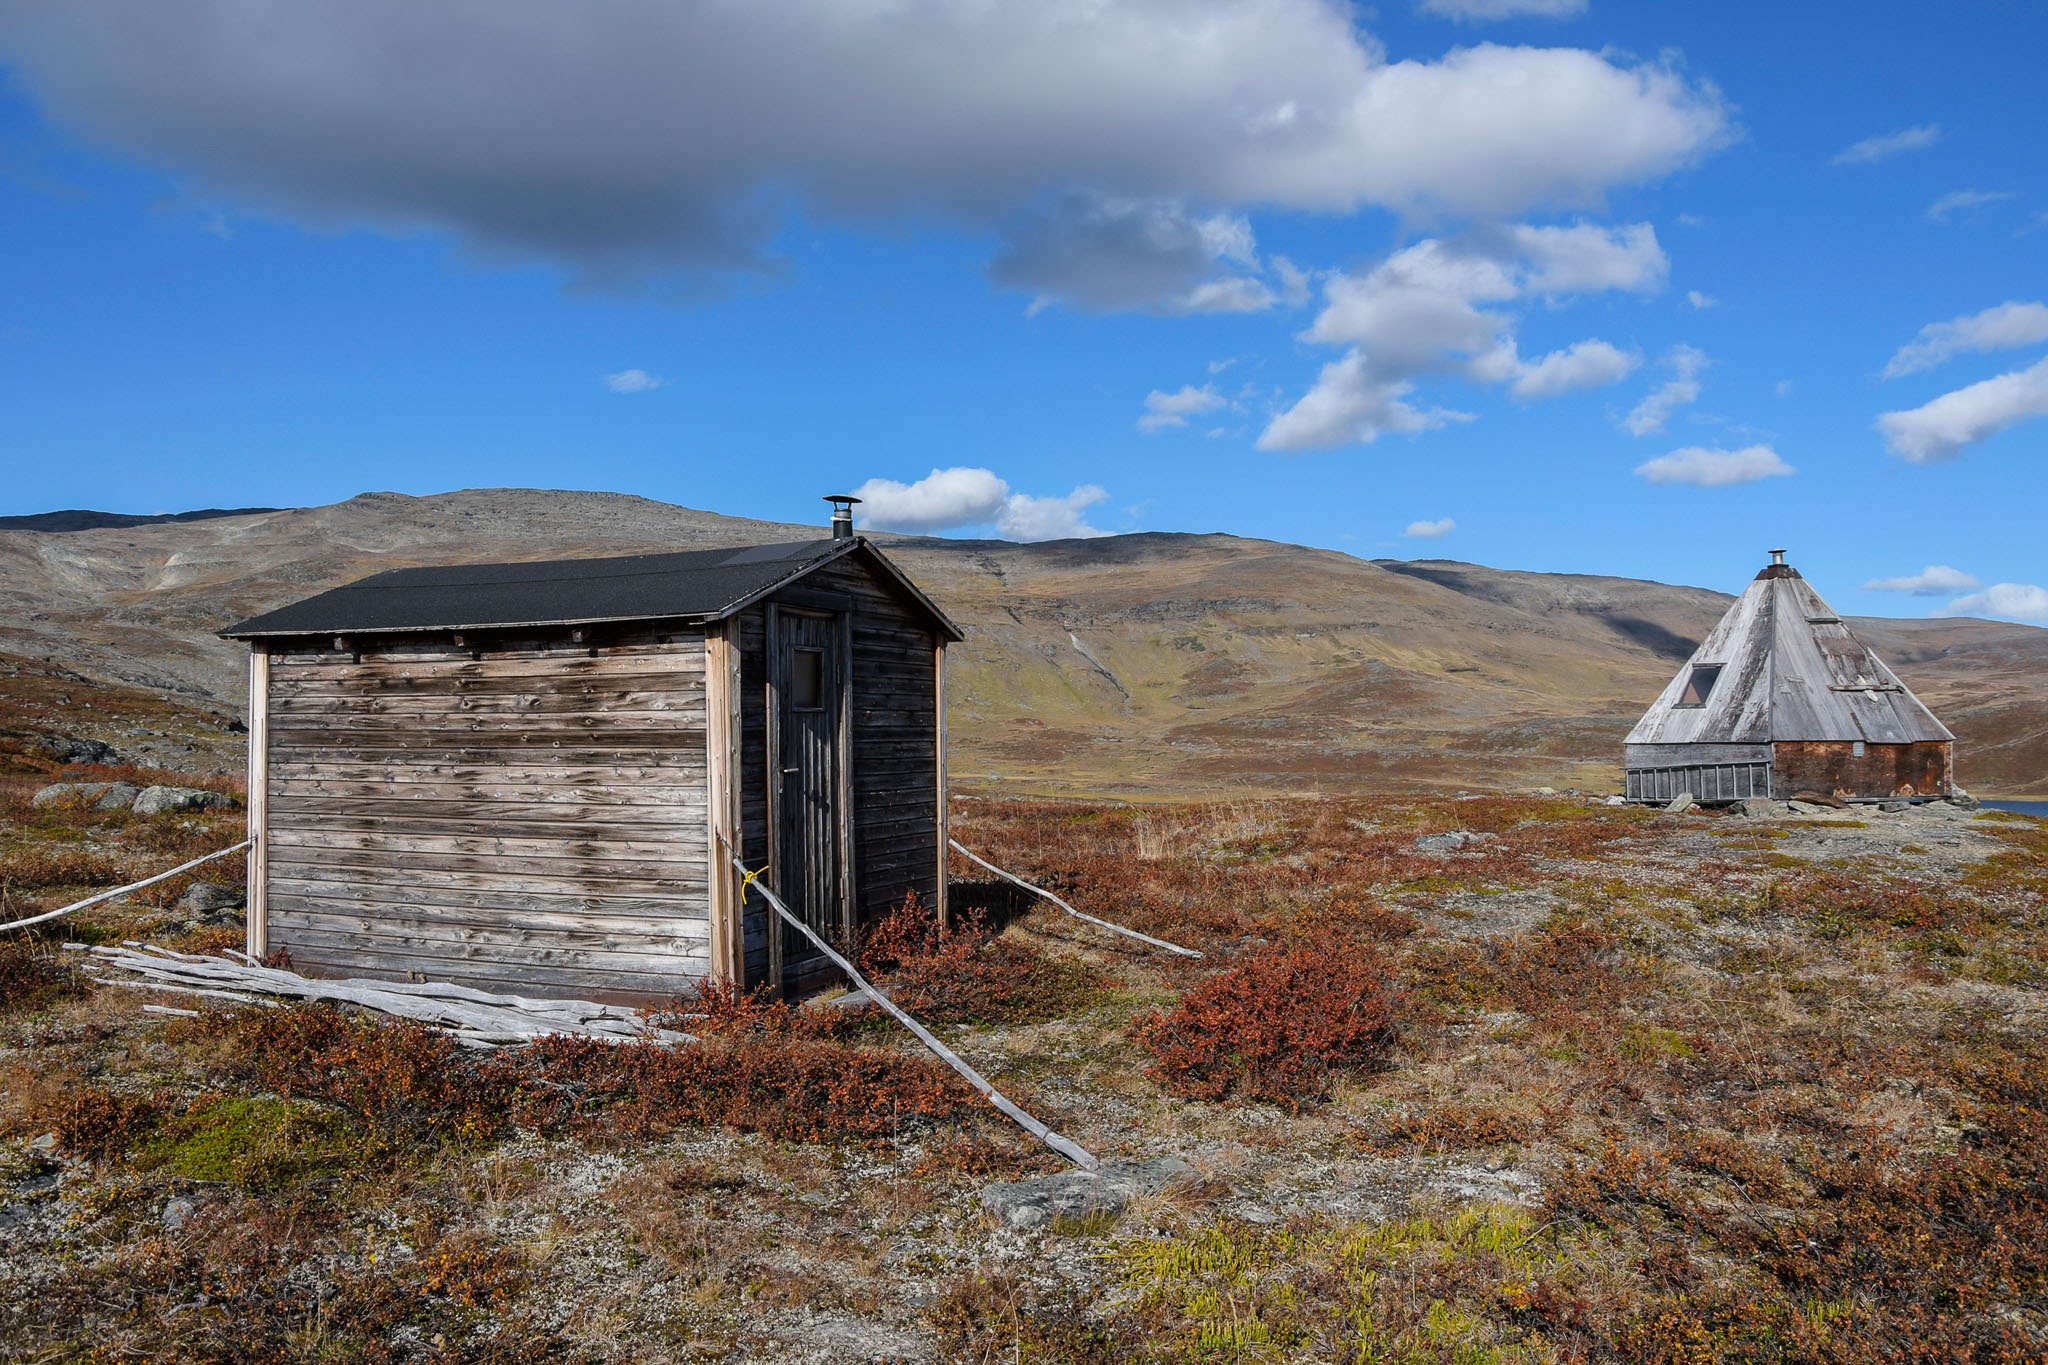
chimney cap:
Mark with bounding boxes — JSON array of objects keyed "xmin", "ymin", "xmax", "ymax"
[
  {"xmin": 825, "ymin": 494, "xmax": 860, "ymax": 540},
  {"xmin": 1768, "ymin": 548, "xmax": 1787, "ymax": 565},
  {"xmin": 824, "ymin": 494, "xmax": 862, "ymax": 509}
]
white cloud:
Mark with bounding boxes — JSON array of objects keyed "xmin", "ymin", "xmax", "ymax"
[
  {"xmin": 850, "ymin": 466, "xmax": 1109, "ymax": 541},
  {"xmin": 1404, "ymin": 517, "xmax": 1457, "ymax": 538},
  {"xmin": 1139, "ymin": 384, "xmax": 1226, "ymax": 432},
  {"xmin": 852, "ymin": 468, "xmax": 1011, "ymax": 533},
  {"xmin": 1863, "ymin": 565, "xmax": 1983, "ymax": 596},
  {"xmin": 1259, "ymin": 223, "xmax": 1661, "ymax": 449},
  {"xmin": 1508, "ymin": 339, "xmax": 1638, "ymax": 400},
  {"xmin": 996, "ymin": 486, "xmax": 1110, "ymax": 541},
  {"xmin": 1878, "ymin": 355, "xmax": 2048, "ymax": 463},
  {"xmin": 1687, "ymin": 289, "xmax": 1715, "ymax": 309},
  {"xmin": 1206, "ymin": 356, "xmax": 1241, "ymax": 375},
  {"xmin": 1932, "ymin": 583, "xmax": 2048, "ymax": 626},
  {"xmin": 0, "ymin": 4, "xmax": 1729, "ymax": 298},
  {"xmin": 1831, "ymin": 124, "xmax": 1941, "ymax": 166},
  {"xmin": 1634, "ymin": 443, "xmax": 1794, "ymax": 488},
  {"xmin": 603, "ymin": 368, "xmax": 668, "ymax": 394},
  {"xmin": 1775, "ymin": 379, "xmax": 1794, "ymax": 397},
  {"xmin": 1420, "ymin": 0, "xmax": 1587, "ymax": 20},
  {"xmin": 1623, "ymin": 343, "xmax": 1706, "ymax": 435},
  {"xmin": 1926, "ymin": 190, "xmax": 2016, "ymax": 224},
  {"xmin": 1883, "ymin": 301, "xmax": 2048, "ymax": 379},
  {"xmin": 993, "ymin": 197, "xmax": 1280, "ymax": 315}
]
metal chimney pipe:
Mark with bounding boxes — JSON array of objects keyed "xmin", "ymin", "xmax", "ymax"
[
  {"xmin": 825, "ymin": 494, "xmax": 861, "ymax": 541},
  {"xmin": 1769, "ymin": 548, "xmax": 1787, "ymax": 566}
]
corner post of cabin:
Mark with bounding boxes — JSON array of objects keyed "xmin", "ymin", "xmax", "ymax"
[
  {"xmin": 704, "ymin": 622, "xmax": 744, "ymax": 986},
  {"xmin": 934, "ymin": 635, "xmax": 949, "ymax": 931},
  {"xmin": 244, "ymin": 644, "xmax": 271, "ymax": 960}
]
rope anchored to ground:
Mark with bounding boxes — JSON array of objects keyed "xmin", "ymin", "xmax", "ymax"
[
  {"xmin": 730, "ymin": 853, "xmax": 1099, "ymax": 1171},
  {"xmin": 948, "ymin": 838, "xmax": 1203, "ymax": 959}
]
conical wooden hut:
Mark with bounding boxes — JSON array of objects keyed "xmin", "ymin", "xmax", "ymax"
[{"xmin": 1624, "ymin": 550, "xmax": 1953, "ymax": 804}]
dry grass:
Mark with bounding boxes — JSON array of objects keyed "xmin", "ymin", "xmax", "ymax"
[{"xmin": 4, "ymin": 784, "xmax": 2045, "ymax": 1361}]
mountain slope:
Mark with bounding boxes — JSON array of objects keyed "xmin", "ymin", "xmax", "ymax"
[{"xmin": 2, "ymin": 489, "xmax": 2043, "ymax": 795}]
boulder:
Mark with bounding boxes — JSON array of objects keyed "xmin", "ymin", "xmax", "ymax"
[
  {"xmin": 27, "ymin": 736, "xmax": 121, "ymax": 767},
  {"xmin": 1729, "ymin": 797, "xmax": 1788, "ymax": 817},
  {"xmin": 979, "ymin": 1157, "xmax": 1197, "ymax": 1232},
  {"xmin": 1663, "ymin": 793, "xmax": 1696, "ymax": 814},
  {"xmin": 1878, "ymin": 800, "xmax": 1911, "ymax": 814},
  {"xmin": 1949, "ymin": 790, "xmax": 1982, "ymax": 811},
  {"xmin": 1414, "ymin": 831, "xmax": 1494, "ymax": 854},
  {"xmin": 132, "ymin": 786, "xmax": 234, "ymax": 816},
  {"xmin": 1604, "ymin": 795, "xmax": 1628, "ymax": 807},
  {"xmin": 31, "ymin": 782, "xmax": 106, "ymax": 809},
  {"xmin": 180, "ymin": 882, "xmax": 244, "ymax": 915}
]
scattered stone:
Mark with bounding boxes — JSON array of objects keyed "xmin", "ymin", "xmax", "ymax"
[
  {"xmin": 1729, "ymin": 797, "xmax": 1788, "ymax": 817},
  {"xmin": 1534, "ymin": 786, "xmax": 1556, "ymax": 796},
  {"xmin": 979, "ymin": 1156, "xmax": 1197, "ymax": 1232},
  {"xmin": 1663, "ymin": 794, "xmax": 1696, "ymax": 814},
  {"xmin": 180, "ymin": 882, "xmax": 244, "ymax": 914},
  {"xmin": 28, "ymin": 1134, "xmax": 56, "ymax": 1153},
  {"xmin": 132, "ymin": 785, "xmax": 234, "ymax": 815},
  {"xmin": 161, "ymin": 1197, "xmax": 198, "ymax": 1231},
  {"xmin": 1949, "ymin": 790, "xmax": 1982, "ymax": 811},
  {"xmin": 1604, "ymin": 795, "xmax": 1628, "ymax": 807},
  {"xmin": 1414, "ymin": 831, "xmax": 1495, "ymax": 854},
  {"xmin": 1879, "ymin": 800, "xmax": 1911, "ymax": 813},
  {"xmin": 1922, "ymin": 802, "xmax": 1976, "ymax": 822},
  {"xmin": 27, "ymin": 735, "xmax": 121, "ymax": 767},
  {"xmin": 1786, "ymin": 799, "xmax": 1835, "ymax": 816}
]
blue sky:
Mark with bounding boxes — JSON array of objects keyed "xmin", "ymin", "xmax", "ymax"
[{"xmin": 1, "ymin": 1, "xmax": 2043, "ymax": 624}]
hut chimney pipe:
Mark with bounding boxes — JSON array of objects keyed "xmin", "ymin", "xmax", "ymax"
[
  {"xmin": 825, "ymin": 494, "xmax": 861, "ymax": 541},
  {"xmin": 1769, "ymin": 548, "xmax": 1787, "ymax": 566}
]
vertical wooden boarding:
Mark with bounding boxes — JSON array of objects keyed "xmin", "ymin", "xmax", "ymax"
[
  {"xmin": 934, "ymin": 639, "xmax": 949, "ymax": 930},
  {"xmin": 244, "ymin": 647, "xmax": 270, "ymax": 959},
  {"xmin": 763, "ymin": 605, "xmax": 784, "ymax": 995},
  {"xmin": 705, "ymin": 626, "xmax": 744, "ymax": 985},
  {"xmin": 836, "ymin": 609, "xmax": 857, "ymax": 947}
]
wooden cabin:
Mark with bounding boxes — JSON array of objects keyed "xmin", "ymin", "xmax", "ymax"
[
  {"xmin": 221, "ymin": 501, "xmax": 962, "ymax": 1002},
  {"xmin": 1624, "ymin": 550, "xmax": 1954, "ymax": 804}
]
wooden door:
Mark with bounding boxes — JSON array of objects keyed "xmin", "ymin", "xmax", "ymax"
[{"xmin": 771, "ymin": 610, "xmax": 845, "ymax": 963}]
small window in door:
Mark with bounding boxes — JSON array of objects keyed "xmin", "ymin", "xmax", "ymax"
[
  {"xmin": 792, "ymin": 648, "xmax": 824, "ymax": 711},
  {"xmin": 1677, "ymin": 664, "xmax": 1722, "ymax": 707}
]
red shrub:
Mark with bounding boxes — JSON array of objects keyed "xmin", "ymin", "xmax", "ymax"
[
  {"xmin": 1133, "ymin": 935, "xmax": 1398, "ymax": 1108},
  {"xmin": 859, "ymin": 891, "xmax": 1102, "ymax": 1024}
]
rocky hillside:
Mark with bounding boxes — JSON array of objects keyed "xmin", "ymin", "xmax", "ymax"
[{"xmin": 2, "ymin": 488, "xmax": 2044, "ymax": 795}]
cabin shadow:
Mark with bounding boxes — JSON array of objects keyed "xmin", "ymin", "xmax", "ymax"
[{"xmin": 945, "ymin": 877, "xmax": 1038, "ymax": 934}]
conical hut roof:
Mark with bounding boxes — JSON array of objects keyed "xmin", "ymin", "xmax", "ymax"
[{"xmin": 1626, "ymin": 554, "xmax": 1952, "ymax": 748}]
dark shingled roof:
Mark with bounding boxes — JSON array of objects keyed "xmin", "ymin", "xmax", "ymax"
[{"xmin": 220, "ymin": 538, "xmax": 962, "ymax": 641}]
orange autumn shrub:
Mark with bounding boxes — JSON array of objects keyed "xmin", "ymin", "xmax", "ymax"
[{"xmin": 1134, "ymin": 935, "xmax": 1398, "ymax": 1109}]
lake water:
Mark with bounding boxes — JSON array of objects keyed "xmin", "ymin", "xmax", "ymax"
[{"xmin": 1983, "ymin": 800, "xmax": 2048, "ymax": 819}]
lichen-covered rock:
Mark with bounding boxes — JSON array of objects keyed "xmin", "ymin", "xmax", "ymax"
[
  {"xmin": 180, "ymin": 882, "xmax": 245, "ymax": 914},
  {"xmin": 132, "ymin": 785, "xmax": 234, "ymax": 816},
  {"xmin": 1663, "ymin": 793, "xmax": 1696, "ymax": 814},
  {"xmin": 1414, "ymin": 830, "xmax": 1494, "ymax": 854},
  {"xmin": 979, "ymin": 1156, "xmax": 1197, "ymax": 1231},
  {"xmin": 29, "ymin": 781, "xmax": 138, "ymax": 810},
  {"xmin": 27, "ymin": 735, "xmax": 121, "ymax": 767}
]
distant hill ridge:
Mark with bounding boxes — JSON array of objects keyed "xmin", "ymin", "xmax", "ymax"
[
  {"xmin": 1, "ymin": 488, "xmax": 2042, "ymax": 796},
  {"xmin": 0, "ymin": 507, "xmax": 286, "ymax": 533}
]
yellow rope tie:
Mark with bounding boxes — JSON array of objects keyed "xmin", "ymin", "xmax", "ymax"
[{"xmin": 736, "ymin": 862, "xmax": 770, "ymax": 902}]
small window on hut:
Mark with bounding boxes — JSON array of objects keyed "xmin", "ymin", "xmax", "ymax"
[
  {"xmin": 792, "ymin": 648, "xmax": 824, "ymax": 711},
  {"xmin": 1677, "ymin": 664, "xmax": 1722, "ymax": 707}
]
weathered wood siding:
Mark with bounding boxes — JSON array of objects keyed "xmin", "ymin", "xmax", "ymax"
[
  {"xmin": 732, "ymin": 553, "xmax": 942, "ymax": 989},
  {"xmin": 263, "ymin": 629, "xmax": 712, "ymax": 1004},
  {"xmin": 1773, "ymin": 740, "xmax": 1952, "ymax": 800}
]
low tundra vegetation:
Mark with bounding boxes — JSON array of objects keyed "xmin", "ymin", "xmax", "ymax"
[{"xmin": 2, "ymin": 782, "xmax": 2044, "ymax": 1360}]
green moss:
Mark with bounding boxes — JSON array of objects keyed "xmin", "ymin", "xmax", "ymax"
[{"xmin": 145, "ymin": 1096, "xmax": 356, "ymax": 1190}]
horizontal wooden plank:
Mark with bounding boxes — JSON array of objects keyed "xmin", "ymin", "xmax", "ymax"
[
  {"xmin": 267, "ymin": 710, "xmax": 707, "ymax": 737},
  {"xmin": 269, "ymin": 944, "xmax": 703, "ymax": 1001},
  {"xmin": 273, "ymin": 907, "xmax": 710, "ymax": 955},
  {"xmin": 267, "ymin": 844, "xmax": 705, "ymax": 884},
  {"xmin": 270, "ymin": 732, "xmax": 709, "ymax": 756},
  {"xmin": 271, "ymin": 810, "xmax": 704, "ymax": 842},
  {"xmin": 268, "ymin": 826, "xmax": 704, "ymax": 862},
  {"xmin": 271, "ymin": 796, "xmax": 701, "ymax": 824},
  {"xmin": 267, "ymin": 859, "xmax": 706, "ymax": 900},
  {"xmin": 269, "ymin": 760, "xmax": 704, "ymax": 786},
  {"xmin": 272, "ymin": 683, "xmax": 708, "ymax": 716},
  {"xmin": 270, "ymin": 778, "xmax": 705, "ymax": 807},
  {"xmin": 270, "ymin": 876, "xmax": 706, "ymax": 926},
  {"xmin": 273, "ymin": 652, "xmax": 704, "ymax": 682}
]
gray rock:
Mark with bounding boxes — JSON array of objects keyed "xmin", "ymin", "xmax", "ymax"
[
  {"xmin": 161, "ymin": 1197, "xmax": 198, "ymax": 1231},
  {"xmin": 94, "ymin": 782, "xmax": 141, "ymax": 811},
  {"xmin": 28, "ymin": 735, "xmax": 121, "ymax": 767},
  {"xmin": 132, "ymin": 785, "xmax": 234, "ymax": 816},
  {"xmin": 31, "ymin": 781, "xmax": 109, "ymax": 809},
  {"xmin": 980, "ymin": 1156, "xmax": 1197, "ymax": 1232},
  {"xmin": 1786, "ymin": 799, "xmax": 1835, "ymax": 816},
  {"xmin": 1604, "ymin": 795, "xmax": 1628, "ymax": 807},
  {"xmin": 1879, "ymin": 800, "xmax": 1911, "ymax": 813},
  {"xmin": 1729, "ymin": 797, "xmax": 1788, "ymax": 817},
  {"xmin": 1414, "ymin": 830, "xmax": 1494, "ymax": 854},
  {"xmin": 180, "ymin": 882, "xmax": 244, "ymax": 914},
  {"xmin": 28, "ymin": 1134, "xmax": 56, "ymax": 1153},
  {"xmin": 1663, "ymin": 793, "xmax": 1696, "ymax": 814},
  {"xmin": 1949, "ymin": 791, "xmax": 1982, "ymax": 811}
]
